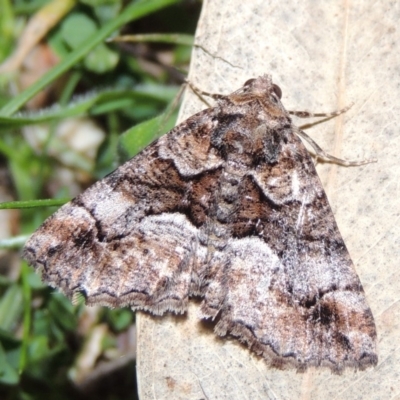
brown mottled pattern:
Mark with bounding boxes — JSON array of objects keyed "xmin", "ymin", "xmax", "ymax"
[{"xmin": 23, "ymin": 75, "xmax": 377, "ymax": 372}]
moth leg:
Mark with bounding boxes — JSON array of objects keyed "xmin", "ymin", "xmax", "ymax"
[
  {"xmin": 185, "ymin": 79, "xmax": 225, "ymax": 107},
  {"xmin": 295, "ymin": 127, "xmax": 376, "ymax": 166},
  {"xmin": 289, "ymin": 103, "xmax": 353, "ymax": 118}
]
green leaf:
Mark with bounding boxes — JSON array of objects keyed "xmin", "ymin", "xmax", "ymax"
[
  {"xmin": 105, "ymin": 309, "xmax": 133, "ymax": 332},
  {"xmin": 25, "ymin": 267, "xmax": 45, "ymax": 290},
  {"xmin": 48, "ymin": 293, "xmax": 77, "ymax": 332},
  {"xmin": 61, "ymin": 13, "xmax": 97, "ymax": 50},
  {"xmin": 0, "ymin": 342, "xmax": 19, "ymax": 385},
  {"xmin": 27, "ymin": 335, "xmax": 50, "ymax": 362},
  {"xmin": 0, "ymin": 284, "xmax": 23, "ymax": 332},
  {"xmin": 84, "ymin": 42, "xmax": 119, "ymax": 73},
  {"xmin": 118, "ymin": 109, "xmax": 177, "ymax": 162}
]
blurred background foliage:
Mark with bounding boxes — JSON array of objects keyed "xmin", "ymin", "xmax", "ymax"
[{"xmin": 0, "ymin": 0, "xmax": 201, "ymax": 399}]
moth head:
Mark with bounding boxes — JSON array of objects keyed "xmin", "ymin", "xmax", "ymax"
[{"xmin": 242, "ymin": 75, "xmax": 282, "ymax": 101}]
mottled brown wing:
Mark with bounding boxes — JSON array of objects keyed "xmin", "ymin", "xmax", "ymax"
[
  {"xmin": 24, "ymin": 75, "xmax": 377, "ymax": 372},
  {"xmin": 23, "ymin": 107, "xmax": 224, "ymax": 314},
  {"xmin": 198, "ymin": 128, "xmax": 377, "ymax": 372}
]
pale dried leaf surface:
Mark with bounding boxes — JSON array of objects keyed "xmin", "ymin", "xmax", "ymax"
[{"xmin": 137, "ymin": 0, "xmax": 399, "ymax": 398}]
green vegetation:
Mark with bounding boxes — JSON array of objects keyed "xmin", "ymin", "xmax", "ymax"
[{"xmin": 0, "ymin": 1, "xmax": 200, "ymax": 398}]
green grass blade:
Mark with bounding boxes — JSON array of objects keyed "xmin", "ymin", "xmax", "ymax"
[
  {"xmin": 0, "ymin": 198, "xmax": 69, "ymax": 210},
  {"xmin": 111, "ymin": 33, "xmax": 194, "ymax": 46}
]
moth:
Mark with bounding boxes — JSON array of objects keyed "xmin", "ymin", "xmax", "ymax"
[{"xmin": 23, "ymin": 75, "xmax": 377, "ymax": 372}]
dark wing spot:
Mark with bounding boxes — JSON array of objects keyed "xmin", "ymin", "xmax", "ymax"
[
  {"xmin": 47, "ymin": 244, "xmax": 62, "ymax": 258},
  {"xmin": 73, "ymin": 230, "xmax": 94, "ymax": 248},
  {"xmin": 312, "ymin": 303, "xmax": 335, "ymax": 325},
  {"xmin": 334, "ymin": 332, "xmax": 352, "ymax": 350}
]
